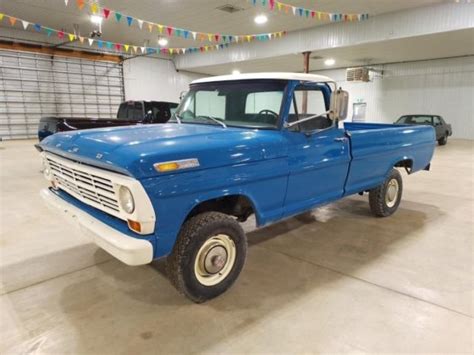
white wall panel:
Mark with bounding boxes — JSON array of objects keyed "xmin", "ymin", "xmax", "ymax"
[
  {"xmin": 122, "ymin": 57, "xmax": 202, "ymax": 103},
  {"xmin": 312, "ymin": 56, "xmax": 474, "ymax": 139}
]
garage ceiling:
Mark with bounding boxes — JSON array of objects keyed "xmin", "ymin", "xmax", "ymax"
[
  {"xmin": 192, "ymin": 28, "xmax": 474, "ymax": 75},
  {"xmin": 1, "ymin": 0, "xmax": 445, "ymax": 49}
]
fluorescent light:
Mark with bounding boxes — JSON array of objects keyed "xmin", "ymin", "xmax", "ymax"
[
  {"xmin": 232, "ymin": 69, "xmax": 240, "ymax": 75},
  {"xmin": 254, "ymin": 14, "xmax": 268, "ymax": 25},
  {"xmin": 158, "ymin": 37, "xmax": 168, "ymax": 47},
  {"xmin": 90, "ymin": 15, "xmax": 103, "ymax": 25},
  {"xmin": 324, "ymin": 58, "xmax": 336, "ymax": 66}
]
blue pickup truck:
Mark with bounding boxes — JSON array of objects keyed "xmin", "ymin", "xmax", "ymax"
[{"xmin": 38, "ymin": 73, "xmax": 435, "ymax": 302}]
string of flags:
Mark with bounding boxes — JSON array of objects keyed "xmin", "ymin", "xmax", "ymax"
[
  {"xmin": 63, "ymin": 0, "xmax": 287, "ymax": 44},
  {"xmin": 0, "ymin": 12, "xmax": 286, "ymax": 56},
  {"xmin": 249, "ymin": 0, "xmax": 369, "ymax": 22}
]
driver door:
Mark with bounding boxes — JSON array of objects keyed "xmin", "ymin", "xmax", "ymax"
[{"xmin": 283, "ymin": 86, "xmax": 351, "ymax": 216}]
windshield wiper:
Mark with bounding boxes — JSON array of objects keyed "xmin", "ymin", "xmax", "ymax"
[
  {"xmin": 173, "ymin": 113, "xmax": 182, "ymax": 124},
  {"xmin": 196, "ymin": 115, "xmax": 227, "ymax": 128}
]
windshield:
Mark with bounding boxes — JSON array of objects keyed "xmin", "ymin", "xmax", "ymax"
[
  {"xmin": 396, "ymin": 115, "xmax": 433, "ymax": 125},
  {"xmin": 173, "ymin": 80, "xmax": 287, "ymax": 129}
]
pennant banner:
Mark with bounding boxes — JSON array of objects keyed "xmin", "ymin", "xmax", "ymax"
[
  {"xmin": 0, "ymin": 13, "xmax": 286, "ymax": 56},
  {"xmin": 250, "ymin": 0, "xmax": 369, "ymax": 22},
  {"xmin": 67, "ymin": 0, "xmax": 286, "ymax": 44}
]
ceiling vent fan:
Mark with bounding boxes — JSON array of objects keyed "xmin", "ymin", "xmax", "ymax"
[{"xmin": 216, "ymin": 4, "xmax": 245, "ymax": 13}]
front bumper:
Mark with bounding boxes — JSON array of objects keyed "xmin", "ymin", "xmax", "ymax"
[{"xmin": 40, "ymin": 188, "xmax": 153, "ymax": 266}]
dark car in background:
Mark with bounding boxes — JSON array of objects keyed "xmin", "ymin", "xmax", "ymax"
[
  {"xmin": 395, "ymin": 115, "xmax": 452, "ymax": 145},
  {"xmin": 38, "ymin": 101, "xmax": 178, "ymax": 141}
]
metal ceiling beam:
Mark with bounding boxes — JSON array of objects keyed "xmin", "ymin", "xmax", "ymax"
[{"xmin": 174, "ymin": 3, "xmax": 474, "ymax": 71}]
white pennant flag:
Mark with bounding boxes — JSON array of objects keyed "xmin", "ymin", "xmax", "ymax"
[
  {"xmin": 132, "ymin": 46, "xmax": 138, "ymax": 53},
  {"xmin": 88, "ymin": 38, "xmax": 94, "ymax": 46},
  {"xmin": 140, "ymin": 46, "xmax": 146, "ymax": 54},
  {"xmin": 268, "ymin": 33, "xmax": 272, "ymax": 40},
  {"xmin": 137, "ymin": 19, "xmax": 143, "ymax": 29},
  {"xmin": 22, "ymin": 21, "xmax": 29, "ymax": 30},
  {"xmin": 292, "ymin": 7, "xmax": 297, "ymax": 15},
  {"xmin": 182, "ymin": 48, "xmax": 186, "ymax": 54},
  {"xmin": 191, "ymin": 32, "xmax": 197, "ymax": 40},
  {"xmin": 64, "ymin": 0, "xmax": 69, "ymax": 5}
]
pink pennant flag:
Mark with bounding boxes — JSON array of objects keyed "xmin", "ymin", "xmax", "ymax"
[
  {"xmin": 115, "ymin": 43, "xmax": 121, "ymax": 51},
  {"xmin": 58, "ymin": 31, "xmax": 65, "ymax": 39},
  {"xmin": 103, "ymin": 8, "xmax": 110, "ymax": 19}
]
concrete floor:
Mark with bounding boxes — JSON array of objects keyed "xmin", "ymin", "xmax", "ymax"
[{"xmin": 0, "ymin": 139, "xmax": 473, "ymax": 354}]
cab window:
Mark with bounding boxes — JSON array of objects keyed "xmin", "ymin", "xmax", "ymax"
[{"xmin": 289, "ymin": 88, "xmax": 331, "ymax": 131}]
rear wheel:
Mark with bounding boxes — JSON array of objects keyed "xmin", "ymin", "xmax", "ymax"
[
  {"xmin": 438, "ymin": 135, "xmax": 447, "ymax": 145},
  {"xmin": 167, "ymin": 212, "xmax": 247, "ymax": 303},
  {"xmin": 369, "ymin": 169, "xmax": 403, "ymax": 217}
]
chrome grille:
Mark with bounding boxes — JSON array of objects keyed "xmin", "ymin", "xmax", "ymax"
[{"xmin": 46, "ymin": 155, "xmax": 121, "ymax": 215}]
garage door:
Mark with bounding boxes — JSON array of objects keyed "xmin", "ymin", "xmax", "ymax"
[{"xmin": 0, "ymin": 49, "xmax": 124, "ymax": 139}]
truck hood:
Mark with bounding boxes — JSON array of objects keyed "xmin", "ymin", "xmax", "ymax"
[{"xmin": 40, "ymin": 123, "xmax": 287, "ymax": 179}]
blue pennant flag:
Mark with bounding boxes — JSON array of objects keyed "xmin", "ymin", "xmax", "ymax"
[
  {"xmin": 126, "ymin": 16, "xmax": 133, "ymax": 26},
  {"xmin": 183, "ymin": 30, "xmax": 189, "ymax": 39},
  {"xmin": 97, "ymin": 40, "xmax": 103, "ymax": 48},
  {"xmin": 34, "ymin": 23, "xmax": 42, "ymax": 32}
]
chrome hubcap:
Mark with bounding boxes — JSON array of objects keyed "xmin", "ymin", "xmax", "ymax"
[
  {"xmin": 194, "ymin": 234, "xmax": 236, "ymax": 286},
  {"xmin": 385, "ymin": 179, "xmax": 399, "ymax": 208}
]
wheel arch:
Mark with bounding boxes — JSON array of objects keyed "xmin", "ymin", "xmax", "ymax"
[{"xmin": 184, "ymin": 193, "xmax": 260, "ymax": 225}]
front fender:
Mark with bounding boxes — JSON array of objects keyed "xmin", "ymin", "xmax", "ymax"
[{"xmin": 141, "ymin": 158, "xmax": 289, "ymax": 258}]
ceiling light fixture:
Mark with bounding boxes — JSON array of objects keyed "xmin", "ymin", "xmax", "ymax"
[
  {"xmin": 324, "ymin": 58, "xmax": 336, "ymax": 66},
  {"xmin": 90, "ymin": 15, "xmax": 103, "ymax": 25},
  {"xmin": 254, "ymin": 14, "xmax": 268, "ymax": 25},
  {"xmin": 158, "ymin": 37, "xmax": 169, "ymax": 47},
  {"xmin": 232, "ymin": 69, "xmax": 240, "ymax": 75}
]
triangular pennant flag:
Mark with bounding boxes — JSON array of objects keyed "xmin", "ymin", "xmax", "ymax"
[
  {"xmin": 132, "ymin": 45, "xmax": 138, "ymax": 53},
  {"xmin": 191, "ymin": 32, "xmax": 197, "ymax": 40},
  {"xmin": 214, "ymin": 34, "xmax": 220, "ymax": 42},
  {"xmin": 46, "ymin": 28, "xmax": 53, "ymax": 36},
  {"xmin": 106, "ymin": 41, "xmax": 113, "ymax": 49},
  {"xmin": 175, "ymin": 29, "xmax": 182, "ymax": 37},
  {"xmin": 292, "ymin": 6, "xmax": 296, "ymax": 15},
  {"xmin": 126, "ymin": 16, "xmax": 133, "ymax": 26},
  {"xmin": 79, "ymin": 36, "xmax": 84, "ymax": 43},
  {"xmin": 115, "ymin": 43, "xmax": 121, "ymax": 51},
  {"xmin": 147, "ymin": 23, "xmax": 153, "ymax": 32},
  {"xmin": 90, "ymin": 3, "xmax": 98, "ymax": 14},
  {"xmin": 0, "ymin": 14, "xmax": 4, "ymax": 21},
  {"xmin": 21, "ymin": 20, "xmax": 29, "ymax": 29},
  {"xmin": 103, "ymin": 8, "xmax": 110, "ymax": 19},
  {"xmin": 64, "ymin": 0, "xmax": 69, "ymax": 5},
  {"xmin": 124, "ymin": 44, "xmax": 129, "ymax": 52},
  {"xmin": 140, "ymin": 46, "xmax": 146, "ymax": 54},
  {"xmin": 277, "ymin": 2, "xmax": 282, "ymax": 11},
  {"xmin": 158, "ymin": 24, "xmax": 163, "ymax": 34},
  {"xmin": 76, "ymin": 0, "xmax": 85, "ymax": 10},
  {"xmin": 97, "ymin": 40, "xmax": 103, "ymax": 48},
  {"xmin": 207, "ymin": 33, "xmax": 212, "ymax": 42},
  {"xmin": 182, "ymin": 48, "xmax": 186, "ymax": 54},
  {"xmin": 57, "ymin": 31, "xmax": 65, "ymax": 39},
  {"xmin": 88, "ymin": 38, "xmax": 94, "ymax": 46},
  {"xmin": 137, "ymin": 19, "xmax": 143, "ymax": 29},
  {"xmin": 34, "ymin": 23, "xmax": 42, "ymax": 32},
  {"xmin": 166, "ymin": 27, "xmax": 173, "ymax": 36},
  {"xmin": 169, "ymin": 48, "xmax": 174, "ymax": 55},
  {"xmin": 183, "ymin": 30, "xmax": 189, "ymax": 39},
  {"xmin": 115, "ymin": 12, "xmax": 122, "ymax": 22},
  {"xmin": 67, "ymin": 33, "xmax": 74, "ymax": 41},
  {"xmin": 269, "ymin": 0, "xmax": 275, "ymax": 10}
]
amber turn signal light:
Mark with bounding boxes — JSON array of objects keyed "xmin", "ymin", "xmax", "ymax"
[{"xmin": 127, "ymin": 219, "xmax": 141, "ymax": 233}]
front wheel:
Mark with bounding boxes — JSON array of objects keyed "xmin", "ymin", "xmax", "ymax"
[
  {"xmin": 167, "ymin": 212, "xmax": 247, "ymax": 303},
  {"xmin": 369, "ymin": 168, "xmax": 403, "ymax": 217}
]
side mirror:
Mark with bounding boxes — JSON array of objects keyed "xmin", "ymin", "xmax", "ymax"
[
  {"xmin": 145, "ymin": 110, "xmax": 154, "ymax": 121},
  {"xmin": 329, "ymin": 88, "xmax": 349, "ymax": 121}
]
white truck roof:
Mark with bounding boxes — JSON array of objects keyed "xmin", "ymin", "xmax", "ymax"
[{"xmin": 192, "ymin": 72, "xmax": 335, "ymax": 84}]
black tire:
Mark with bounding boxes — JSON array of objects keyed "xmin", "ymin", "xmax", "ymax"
[
  {"xmin": 438, "ymin": 135, "xmax": 447, "ymax": 146},
  {"xmin": 166, "ymin": 212, "xmax": 247, "ymax": 303},
  {"xmin": 369, "ymin": 169, "xmax": 403, "ymax": 217}
]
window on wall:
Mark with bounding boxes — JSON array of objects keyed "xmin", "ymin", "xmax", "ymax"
[{"xmin": 289, "ymin": 88, "xmax": 331, "ymax": 131}]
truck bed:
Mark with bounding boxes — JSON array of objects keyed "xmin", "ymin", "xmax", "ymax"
[{"xmin": 343, "ymin": 122, "xmax": 435, "ymax": 196}]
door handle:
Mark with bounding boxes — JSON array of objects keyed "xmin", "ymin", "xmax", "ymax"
[{"xmin": 334, "ymin": 137, "xmax": 347, "ymax": 142}]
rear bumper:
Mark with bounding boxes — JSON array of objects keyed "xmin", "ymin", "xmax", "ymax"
[{"xmin": 40, "ymin": 188, "xmax": 153, "ymax": 266}]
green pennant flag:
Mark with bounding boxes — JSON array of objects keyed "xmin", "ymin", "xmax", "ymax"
[{"xmin": 115, "ymin": 12, "xmax": 122, "ymax": 22}]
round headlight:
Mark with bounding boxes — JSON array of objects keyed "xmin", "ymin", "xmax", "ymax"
[
  {"xmin": 118, "ymin": 186, "xmax": 135, "ymax": 214},
  {"xmin": 42, "ymin": 158, "xmax": 52, "ymax": 180}
]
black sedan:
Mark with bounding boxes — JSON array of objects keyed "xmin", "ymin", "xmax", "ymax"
[{"xmin": 395, "ymin": 115, "xmax": 452, "ymax": 145}]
